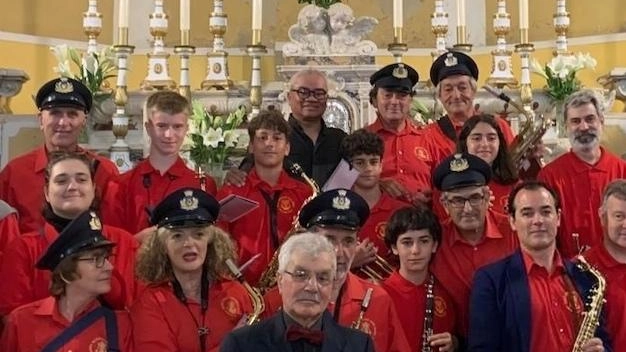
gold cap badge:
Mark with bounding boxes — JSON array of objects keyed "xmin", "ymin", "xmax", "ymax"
[
  {"xmin": 332, "ymin": 190, "xmax": 351, "ymax": 210},
  {"xmin": 54, "ymin": 78, "xmax": 74, "ymax": 93},
  {"xmin": 444, "ymin": 53, "xmax": 458, "ymax": 67},
  {"xmin": 180, "ymin": 190, "xmax": 199, "ymax": 211},
  {"xmin": 392, "ymin": 64, "xmax": 408, "ymax": 79},
  {"xmin": 89, "ymin": 211, "xmax": 102, "ymax": 230},
  {"xmin": 449, "ymin": 153, "xmax": 469, "ymax": 172}
]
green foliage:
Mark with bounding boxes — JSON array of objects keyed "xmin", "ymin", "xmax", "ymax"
[{"xmin": 297, "ymin": 0, "xmax": 341, "ymax": 9}]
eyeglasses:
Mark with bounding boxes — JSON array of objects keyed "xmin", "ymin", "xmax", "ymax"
[
  {"xmin": 290, "ymin": 88, "xmax": 328, "ymax": 100},
  {"xmin": 75, "ymin": 253, "xmax": 113, "ymax": 268},
  {"xmin": 445, "ymin": 194, "xmax": 485, "ymax": 209},
  {"xmin": 283, "ymin": 269, "xmax": 333, "ymax": 286}
]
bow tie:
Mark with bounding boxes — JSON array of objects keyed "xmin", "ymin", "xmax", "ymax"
[{"xmin": 285, "ymin": 325, "xmax": 324, "ymax": 345}]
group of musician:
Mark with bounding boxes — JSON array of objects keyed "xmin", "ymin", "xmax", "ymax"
[{"xmin": 0, "ymin": 48, "xmax": 623, "ymax": 352}]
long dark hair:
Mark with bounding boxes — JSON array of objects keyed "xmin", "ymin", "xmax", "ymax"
[{"xmin": 457, "ymin": 114, "xmax": 518, "ymax": 184}]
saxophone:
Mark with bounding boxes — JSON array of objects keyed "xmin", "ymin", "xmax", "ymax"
[
  {"xmin": 256, "ymin": 162, "xmax": 320, "ymax": 293},
  {"xmin": 571, "ymin": 255, "xmax": 606, "ymax": 352},
  {"xmin": 225, "ymin": 259, "xmax": 265, "ymax": 325},
  {"xmin": 483, "ymin": 85, "xmax": 550, "ymax": 168}
]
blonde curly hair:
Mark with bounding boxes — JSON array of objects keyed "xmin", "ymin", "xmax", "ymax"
[{"xmin": 135, "ymin": 225, "xmax": 238, "ymax": 284}]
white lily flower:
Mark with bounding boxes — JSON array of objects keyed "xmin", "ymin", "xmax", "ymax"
[
  {"xmin": 223, "ymin": 130, "xmax": 238, "ymax": 148},
  {"xmin": 530, "ymin": 58, "xmax": 548, "ymax": 79},
  {"xmin": 236, "ymin": 130, "xmax": 250, "ymax": 148},
  {"xmin": 203, "ymin": 127, "xmax": 224, "ymax": 148}
]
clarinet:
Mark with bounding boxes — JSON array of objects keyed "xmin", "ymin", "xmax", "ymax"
[
  {"xmin": 422, "ymin": 275, "xmax": 435, "ymax": 352},
  {"xmin": 351, "ymin": 288, "xmax": 373, "ymax": 329}
]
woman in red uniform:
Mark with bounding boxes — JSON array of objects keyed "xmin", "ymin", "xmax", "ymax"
[
  {"xmin": 0, "ymin": 211, "xmax": 132, "ymax": 352},
  {"xmin": 131, "ymin": 188, "xmax": 254, "ymax": 352},
  {"xmin": 457, "ymin": 114, "xmax": 519, "ymax": 214},
  {"xmin": 0, "ymin": 152, "xmax": 138, "ymax": 316}
]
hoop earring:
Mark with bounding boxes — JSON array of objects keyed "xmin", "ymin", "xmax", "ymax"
[{"xmin": 59, "ymin": 272, "xmax": 72, "ymax": 284}]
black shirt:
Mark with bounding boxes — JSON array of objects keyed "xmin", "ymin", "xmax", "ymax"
[{"xmin": 287, "ymin": 114, "xmax": 346, "ymax": 188}]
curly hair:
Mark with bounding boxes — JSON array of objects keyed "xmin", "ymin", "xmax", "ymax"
[
  {"xmin": 457, "ymin": 114, "xmax": 518, "ymax": 184},
  {"xmin": 135, "ymin": 225, "xmax": 238, "ymax": 283},
  {"xmin": 340, "ymin": 128, "xmax": 384, "ymax": 160},
  {"xmin": 247, "ymin": 109, "xmax": 291, "ymax": 141}
]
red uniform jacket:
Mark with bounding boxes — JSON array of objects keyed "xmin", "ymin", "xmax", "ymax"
[
  {"xmin": 263, "ymin": 273, "xmax": 411, "ymax": 352},
  {"xmin": 0, "ymin": 297, "xmax": 132, "ymax": 352},
  {"xmin": 131, "ymin": 280, "xmax": 253, "ymax": 352},
  {"xmin": 538, "ymin": 148, "xmax": 626, "ymax": 258},
  {"xmin": 382, "ymin": 271, "xmax": 458, "ymax": 352},
  {"xmin": 584, "ymin": 245, "xmax": 626, "ymax": 349},
  {"xmin": 0, "ymin": 146, "xmax": 119, "ymax": 233},
  {"xmin": 365, "ymin": 119, "xmax": 432, "ymax": 193},
  {"xmin": 217, "ymin": 169, "xmax": 312, "ymax": 285},
  {"xmin": 431, "ymin": 210, "xmax": 519, "ymax": 335},
  {"xmin": 101, "ymin": 157, "xmax": 217, "ymax": 234},
  {"xmin": 0, "ymin": 223, "xmax": 138, "ymax": 315},
  {"xmin": 0, "ymin": 212, "xmax": 19, "ymax": 265},
  {"xmin": 421, "ymin": 115, "xmax": 515, "ymax": 168}
]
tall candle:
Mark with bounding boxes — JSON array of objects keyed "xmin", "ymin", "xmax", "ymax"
[
  {"xmin": 119, "ymin": 0, "xmax": 129, "ymax": 28},
  {"xmin": 180, "ymin": 0, "xmax": 190, "ymax": 31},
  {"xmin": 393, "ymin": 0, "xmax": 403, "ymax": 28},
  {"xmin": 519, "ymin": 0, "xmax": 529, "ymax": 29},
  {"xmin": 252, "ymin": 0, "xmax": 262, "ymax": 31},
  {"xmin": 456, "ymin": 0, "xmax": 466, "ymax": 27}
]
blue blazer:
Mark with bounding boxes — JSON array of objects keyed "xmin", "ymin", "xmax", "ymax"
[
  {"xmin": 468, "ymin": 250, "xmax": 612, "ymax": 352},
  {"xmin": 220, "ymin": 310, "xmax": 375, "ymax": 352}
]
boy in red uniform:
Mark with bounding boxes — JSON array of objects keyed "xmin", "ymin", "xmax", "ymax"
[
  {"xmin": 101, "ymin": 91, "xmax": 217, "ymax": 238},
  {"xmin": 217, "ymin": 110, "xmax": 312, "ymax": 286},
  {"xmin": 0, "ymin": 77, "xmax": 119, "ymax": 233},
  {"xmin": 382, "ymin": 206, "xmax": 458, "ymax": 352},
  {"xmin": 0, "ymin": 211, "xmax": 132, "ymax": 352},
  {"xmin": 584, "ymin": 179, "xmax": 626, "ymax": 349},
  {"xmin": 339, "ymin": 129, "xmax": 408, "ymax": 280}
]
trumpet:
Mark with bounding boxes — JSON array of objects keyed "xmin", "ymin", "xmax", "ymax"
[
  {"xmin": 226, "ymin": 259, "xmax": 265, "ymax": 325},
  {"xmin": 257, "ymin": 162, "xmax": 320, "ymax": 293},
  {"xmin": 359, "ymin": 253, "xmax": 395, "ymax": 282}
]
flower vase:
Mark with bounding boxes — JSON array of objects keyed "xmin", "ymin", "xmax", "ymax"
[
  {"xmin": 553, "ymin": 100, "xmax": 567, "ymax": 139},
  {"xmin": 206, "ymin": 162, "xmax": 226, "ymax": 188}
]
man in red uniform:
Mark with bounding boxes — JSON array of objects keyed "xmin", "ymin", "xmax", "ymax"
[
  {"xmin": 217, "ymin": 110, "xmax": 312, "ymax": 286},
  {"xmin": 264, "ymin": 189, "xmax": 411, "ymax": 352},
  {"xmin": 101, "ymin": 91, "xmax": 216, "ymax": 238},
  {"xmin": 365, "ymin": 63, "xmax": 432, "ymax": 205},
  {"xmin": 0, "ymin": 77, "xmax": 119, "ymax": 233},
  {"xmin": 423, "ymin": 51, "xmax": 515, "ymax": 166},
  {"xmin": 584, "ymin": 179, "xmax": 626, "ymax": 349},
  {"xmin": 469, "ymin": 180, "xmax": 610, "ymax": 352},
  {"xmin": 339, "ymin": 129, "xmax": 408, "ymax": 280},
  {"xmin": 382, "ymin": 206, "xmax": 458, "ymax": 352},
  {"xmin": 430, "ymin": 152, "xmax": 519, "ymax": 336},
  {"xmin": 538, "ymin": 89, "xmax": 626, "ymax": 259}
]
